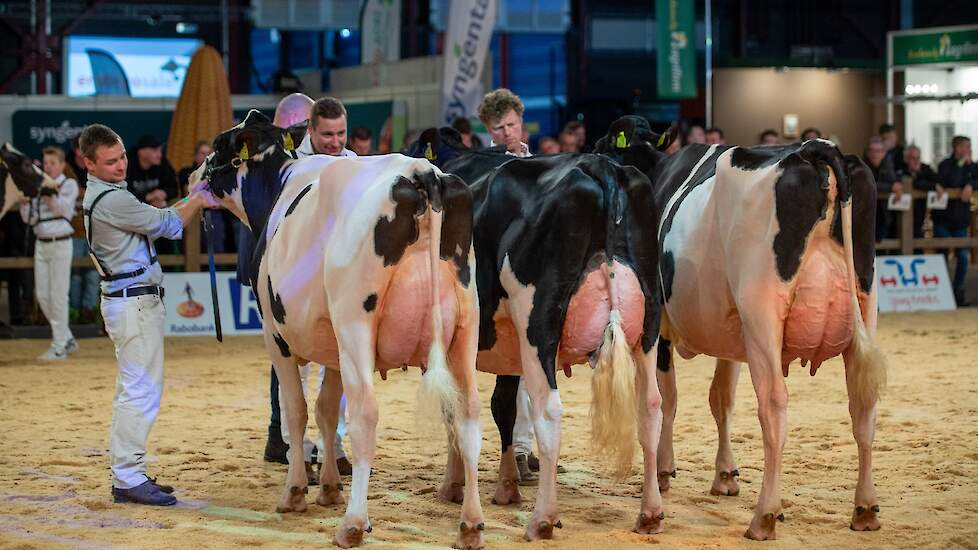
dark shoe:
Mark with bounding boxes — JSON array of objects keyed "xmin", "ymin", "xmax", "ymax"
[
  {"xmin": 954, "ymin": 288, "xmax": 970, "ymax": 307},
  {"xmin": 148, "ymin": 476, "xmax": 174, "ymax": 494},
  {"xmin": 305, "ymin": 462, "xmax": 320, "ymax": 485},
  {"xmin": 336, "ymin": 456, "xmax": 353, "ymax": 476},
  {"xmin": 264, "ymin": 434, "xmax": 289, "ymax": 464},
  {"xmin": 526, "ymin": 453, "xmax": 566, "ymax": 474},
  {"xmin": 112, "ymin": 480, "xmax": 177, "ymax": 506},
  {"xmin": 515, "ymin": 453, "xmax": 537, "ymax": 485}
]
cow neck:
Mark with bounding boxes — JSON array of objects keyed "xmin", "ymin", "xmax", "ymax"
[{"xmin": 240, "ymin": 149, "xmax": 292, "ymax": 240}]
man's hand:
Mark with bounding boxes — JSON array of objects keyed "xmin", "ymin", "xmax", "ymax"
[
  {"xmin": 891, "ymin": 181, "xmax": 903, "ymax": 197},
  {"xmin": 146, "ymin": 189, "xmax": 167, "ymax": 208},
  {"xmin": 962, "ymin": 184, "xmax": 973, "ymax": 202},
  {"xmin": 174, "ymin": 192, "xmax": 208, "ymax": 228}
]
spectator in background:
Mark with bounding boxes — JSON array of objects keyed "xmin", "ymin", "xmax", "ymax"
[
  {"xmin": 705, "ymin": 127, "xmax": 725, "ymax": 145},
  {"xmin": 558, "ymin": 130, "xmax": 579, "ymax": 153},
  {"xmin": 128, "ymin": 135, "xmax": 180, "ymax": 254},
  {"xmin": 879, "ymin": 123, "xmax": 904, "ymax": 174},
  {"xmin": 451, "ymin": 117, "xmax": 483, "ymax": 149},
  {"xmin": 69, "ymin": 134, "xmax": 88, "ymax": 185},
  {"xmin": 20, "ymin": 146, "xmax": 79, "ymax": 360},
  {"xmin": 936, "ymin": 136, "xmax": 976, "ymax": 306},
  {"xmin": 178, "ymin": 140, "xmax": 213, "ymax": 195},
  {"xmin": 538, "ymin": 136, "xmax": 560, "ymax": 155},
  {"xmin": 759, "ymin": 129, "xmax": 780, "ymax": 145},
  {"xmin": 400, "ymin": 129, "xmax": 419, "ymax": 152},
  {"xmin": 686, "ymin": 125, "xmax": 706, "ymax": 145},
  {"xmin": 178, "ymin": 140, "xmax": 232, "ymax": 254},
  {"xmin": 895, "ymin": 144, "xmax": 942, "ymax": 242},
  {"xmin": 349, "ymin": 127, "xmax": 373, "ymax": 156},
  {"xmin": 864, "ymin": 136, "xmax": 899, "ymax": 242},
  {"xmin": 66, "ymin": 137, "xmax": 99, "ymax": 324},
  {"xmin": 801, "ymin": 127, "xmax": 822, "ymax": 141},
  {"xmin": 564, "ymin": 121, "xmax": 586, "ymax": 151}
]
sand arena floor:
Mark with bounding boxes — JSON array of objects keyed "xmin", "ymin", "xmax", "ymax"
[{"xmin": 0, "ymin": 309, "xmax": 976, "ymax": 549}]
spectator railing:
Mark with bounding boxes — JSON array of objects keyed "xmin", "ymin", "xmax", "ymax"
[{"xmin": 876, "ymin": 176, "xmax": 978, "ymax": 258}]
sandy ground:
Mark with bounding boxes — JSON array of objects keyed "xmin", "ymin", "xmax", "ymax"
[{"xmin": 0, "ymin": 309, "xmax": 976, "ymax": 550}]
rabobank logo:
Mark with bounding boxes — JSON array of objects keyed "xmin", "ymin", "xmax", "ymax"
[{"xmin": 228, "ymin": 277, "xmax": 263, "ymax": 330}]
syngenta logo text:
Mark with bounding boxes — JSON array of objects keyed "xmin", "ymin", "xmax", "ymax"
[
  {"xmin": 30, "ymin": 121, "xmax": 84, "ymax": 144},
  {"xmin": 443, "ymin": 0, "xmax": 491, "ymax": 125}
]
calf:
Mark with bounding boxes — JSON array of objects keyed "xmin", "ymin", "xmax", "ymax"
[
  {"xmin": 0, "ymin": 143, "xmax": 58, "ymax": 218},
  {"xmin": 190, "ymin": 111, "xmax": 485, "ymax": 549},
  {"xmin": 597, "ymin": 116, "xmax": 886, "ymax": 539}
]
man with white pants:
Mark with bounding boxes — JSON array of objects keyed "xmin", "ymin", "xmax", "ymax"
[
  {"xmin": 20, "ymin": 146, "xmax": 79, "ymax": 360},
  {"xmin": 80, "ymin": 124, "xmax": 207, "ymax": 506}
]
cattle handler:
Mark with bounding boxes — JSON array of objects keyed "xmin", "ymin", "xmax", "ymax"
[{"xmin": 80, "ymin": 124, "xmax": 208, "ymax": 506}]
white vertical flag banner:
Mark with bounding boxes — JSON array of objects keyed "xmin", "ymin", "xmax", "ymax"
[
  {"xmin": 440, "ymin": 0, "xmax": 497, "ymax": 126},
  {"xmin": 360, "ymin": 0, "xmax": 401, "ymax": 65}
]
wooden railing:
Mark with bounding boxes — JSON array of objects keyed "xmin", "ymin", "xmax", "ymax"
[{"xmin": 875, "ymin": 176, "xmax": 978, "ymax": 260}]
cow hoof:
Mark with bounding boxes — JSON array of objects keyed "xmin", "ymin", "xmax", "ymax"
[
  {"xmin": 744, "ymin": 512, "xmax": 779, "ymax": 541},
  {"xmin": 490, "ymin": 478, "xmax": 522, "ymax": 506},
  {"xmin": 850, "ymin": 504, "xmax": 881, "ymax": 532},
  {"xmin": 316, "ymin": 483, "xmax": 345, "ymax": 506},
  {"xmin": 439, "ymin": 481, "xmax": 465, "ymax": 504},
  {"xmin": 524, "ymin": 517, "xmax": 560, "ymax": 541},
  {"xmin": 657, "ymin": 470, "xmax": 676, "ymax": 493},
  {"xmin": 632, "ymin": 511, "xmax": 665, "ymax": 535},
  {"xmin": 275, "ymin": 485, "xmax": 308, "ymax": 513},
  {"xmin": 453, "ymin": 520, "xmax": 485, "ymax": 549},
  {"xmin": 709, "ymin": 469, "xmax": 740, "ymax": 497},
  {"xmin": 334, "ymin": 523, "xmax": 371, "ymax": 548}
]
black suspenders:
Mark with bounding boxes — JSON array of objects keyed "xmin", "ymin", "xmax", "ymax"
[{"xmin": 84, "ymin": 189, "xmax": 158, "ymax": 282}]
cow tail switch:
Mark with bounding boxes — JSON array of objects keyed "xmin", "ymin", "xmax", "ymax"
[
  {"xmin": 840, "ymin": 184, "xmax": 888, "ymax": 409},
  {"xmin": 417, "ymin": 177, "xmax": 460, "ymax": 441}
]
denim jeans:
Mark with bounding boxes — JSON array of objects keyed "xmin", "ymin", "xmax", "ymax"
[
  {"xmin": 70, "ymin": 238, "xmax": 100, "ymax": 310},
  {"xmin": 934, "ymin": 225, "xmax": 970, "ymax": 291}
]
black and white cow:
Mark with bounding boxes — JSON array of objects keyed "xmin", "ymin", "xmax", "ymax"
[
  {"xmin": 596, "ymin": 116, "xmax": 887, "ymax": 540},
  {"xmin": 0, "ymin": 143, "xmax": 58, "ymax": 218},
  {"xmin": 427, "ymin": 140, "xmax": 671, "ymax": 540},
  {"xmin": 189, "ymin": 111, "xmax": 485, "ymax": 549}
]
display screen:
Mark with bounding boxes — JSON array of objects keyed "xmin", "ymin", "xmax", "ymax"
[{"xmin": 64, "ymin": 35, "xmax": 203, "ymax": 98}]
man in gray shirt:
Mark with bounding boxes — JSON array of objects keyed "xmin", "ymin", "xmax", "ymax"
[{"xmin": 79, "ymin": 123, "xmax": 208, "ymax": 506}]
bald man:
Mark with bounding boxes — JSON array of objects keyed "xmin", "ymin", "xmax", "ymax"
[
  {"xmin": 260, "ymin": 93, "xmax": 352, "ymax": 478},
  {"xmin": 273, "ymin": 92, "xmax": 314, "ymax": 128}
]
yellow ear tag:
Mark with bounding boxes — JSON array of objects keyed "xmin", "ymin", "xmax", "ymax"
[
  {"xmin": 239, "ymin": 143, "xmax": 250, "ymax": 161},
  {"xmin": 656, "ymin": 132, "xmax": 667, "ymax": 147},
  {"xmin": 425, "ymin": 142, "xmax": 435, "ymax": 161},
  {"xmin": 283, "ymin": 133, "xmax": 294, "ymax": 151},
  {"xmin": 616, "ymin": 131, "xmax": 628, "ymax": 149}
]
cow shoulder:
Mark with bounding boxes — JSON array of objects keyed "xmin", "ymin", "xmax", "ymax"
[
  {"xmin": 771, "ymin": 151, "xmax": 828, "ymax": 282},
  {"xmin": 374, "ymin": 175, "xmax": 425, "ymax": 266}
]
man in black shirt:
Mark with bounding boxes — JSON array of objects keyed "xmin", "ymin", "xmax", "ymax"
[
  {"xmin": 894, "ymin": 144, "xmax": 943, "ymax": 241},
  {"xmin": 864, "ymin": 136, "xmax": 899, "ymax": 242},
  {"xmin": 127, "ymin": 135, "xmax": 178, "ymax": 208},
  {"xmin": 936, "ymin": 136, "xmax": 976, "ymax": 306}
]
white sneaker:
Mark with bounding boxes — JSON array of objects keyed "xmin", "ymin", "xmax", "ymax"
[
  {"xmin": 64, "ymin": 339, "xmax": 79, "ymax": 354},
  {"xmin": 38, "ymin": 345, "xmax": 67, "ymax": 361}
]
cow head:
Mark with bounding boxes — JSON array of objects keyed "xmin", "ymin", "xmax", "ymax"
[
  {"xmin": 0, "ymin": 143, "xmax": 56, "ymax": 218},
  {"xmin": 403, "ymin": 127, "xmax": 470, "ymax": 169},
  {"xmin": 594, "ymin": 116, "xmax": 678, "ymax": 180},
  {"xmin": 189, "ymin": 109, "xmax": 293, "ymax": 229}
]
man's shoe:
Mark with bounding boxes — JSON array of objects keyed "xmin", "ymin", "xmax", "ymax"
[
  {"xmin": 263, "ymin": 435, "xmax": 289, "ymax": 464},
  {"xmin": 305, "ymin": 462, "xmax": 320, "ymax": 485},
  {"xmin": 38, "ymin": 344, "xmax": 67, "ymax": 361},
  {"xmin": 112, "ymin": 480, "xmax": 177, "ymax": 506},
  {"xmin": 515, "ymin": 453, "xmax": 537, "ymax": 485},
  {"xmin": 526, "ymin": 452, "xmax": 566, "ymax": 473},
  {"xmin": 148, "ymin": 476, "xmax": 174, "ymax": 494},
  {"xmin": 336, "ymin": 456, "xmax": 353, "ymax": 476},
  {"xmin": 64, "ymin": 339, "xmax": 79, "ymax": 354}
]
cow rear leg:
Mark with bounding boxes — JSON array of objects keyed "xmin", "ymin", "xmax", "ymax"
[
  {"xmin": 446, "ymin": 306, "xmax": 486, "ymax": 550},
  {"xmin": 845, "ymin": 350, "xmax": 881, "ymax": 532},
  {"xmin": 743, "ymin": 335, "xmax": 788, "ymax": 541},
  {"xmin": 490, "ymin": 375, "xmax": 522, "ymax": 506},
  {"xmin": 269, "ymin": 354, "xmax": 308, "ymax": 513},
  {"xmin": 315, "ymin": 367, "xmax": 345, "ymax": 506},
  {"xmin": 521, "ymin": 366, "xmax": 562, "ymax": 541},
  {"xmin": 709, "ymin": 359, "xmax": 742, "ymax": 497},
  {"xmin": 633, "ymin": 344, "xmax": 665, "ymax": 535},
  {"xmin": 334, "ymin": 329, "xmax": 378, "ymax": 549},
  {"xmin": 655, "ymin": 342, "xmax": 677, "ymax": 492}
]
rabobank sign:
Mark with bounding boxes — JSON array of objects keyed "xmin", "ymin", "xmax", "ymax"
[
  {"xmin": 163, "ymin": 272, "xmax": 263, "ymax": 336},
  {"xmin": 440, "ymin": 0, "xmax": 497, "ymax": 126}
]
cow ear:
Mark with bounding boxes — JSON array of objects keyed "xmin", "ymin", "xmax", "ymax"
[
  {"xmin": 234, "ymin": 128, "xmax": 263, "ymax": 160},
  {"xmin": 283, "ymin": 123, "xmax": 305, "ymax": 153},
  {"xmin": 655, "ymin": 124, "xmax": 679, "ymax": 152}
]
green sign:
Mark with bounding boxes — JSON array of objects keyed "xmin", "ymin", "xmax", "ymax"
[
  {"xmin": 656, "ymin": 0, "xmax": 697, "ymax": 99},
  {"xmin": 893, "ymin": 27, "xmax": 978, "ymax": 66}
]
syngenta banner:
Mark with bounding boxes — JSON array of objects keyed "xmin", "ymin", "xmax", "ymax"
[{"xmin": 440, "ymin": 0, "xmax": 497, "ymax": 126}]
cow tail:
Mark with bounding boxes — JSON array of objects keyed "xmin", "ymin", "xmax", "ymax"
[
  {"xmin": 417, "ymin": 176, "xmax": 460, "ymax": 440},
  {"xmin": 839, "ymin": 170, "xmax": 887, "ymax": 408},
  {"xmin": 590, "ymin": 177, "xmax": 638, "ymax": 480}
]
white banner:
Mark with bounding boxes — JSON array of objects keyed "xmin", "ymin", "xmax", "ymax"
[
  {"xmin": 439, "ymin": 0, "xmax": 497, "ymax": 126},
  {"xmin": 360, "ymin": 0, "xmax": 401, "ymax": 65},
  {"xmin": 162, "ymin": 272, "xmax": 263, "ymax": 336},
  {"xmin": 875, "ymin": 254, "xmax": 956, "ymax": 312}
]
